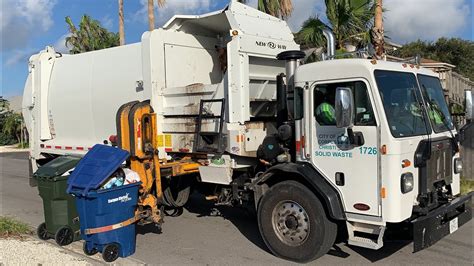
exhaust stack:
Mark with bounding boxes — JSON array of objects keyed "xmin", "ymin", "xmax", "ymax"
[
  {"xmin": 322, "ymin": 28, "xmax": 336, "ymax": 60},
  {"xmin": 276, "ymin": 51, "xmax": 305, "ymax": 122},
  {"xmin": 276, "ymin": 51, "xmax": 305, "ymax": 162}
]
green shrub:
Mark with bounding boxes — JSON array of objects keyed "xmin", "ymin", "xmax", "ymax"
[
  {"xmin": 16, "ymin": 142, "xmax": 29, "ymax": 149},
  {"xmin": 0, "ymin": 133, "xmax": 16, "ymax": 146}
]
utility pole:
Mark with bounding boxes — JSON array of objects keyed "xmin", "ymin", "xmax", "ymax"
[
  {"xmin": 118, "ymin": 0, "xmax": 125, "ymax": 45},
  {"xmin": 371, "ymin": 0, "xmax": 385, "ymax": 59}
]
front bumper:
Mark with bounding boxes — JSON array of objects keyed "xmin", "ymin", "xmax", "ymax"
[{"xmin": 412, "ymin": 191, "xmax": 472, "ymax": 252}]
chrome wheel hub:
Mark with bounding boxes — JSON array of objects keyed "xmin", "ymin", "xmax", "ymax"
[{"xmin": 272, "ymin": 200, "xmax": 310, "ymax": 246}]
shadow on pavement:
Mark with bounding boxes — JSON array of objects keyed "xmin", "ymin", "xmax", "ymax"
[
  {"xmin": 135, "ymin": 191, "xmax": 414, "ymax": 262},
  {"xmin": 345, "ymin": 240, "xmax": 411, "ymax": 262},
  {"xmin": 136, "ymin": 223, "xmax": 163, "ymax": 235},
  {"xmin": 184, "ymin": 192, "xmax": 414, "ymax": 262},
  {"xmin": 338, "ymin": 224, "xmax": 412, "ymax": 262},
  {"xmin": 184, "ymin": 193, "xmax": 271, "ymax": 254}
]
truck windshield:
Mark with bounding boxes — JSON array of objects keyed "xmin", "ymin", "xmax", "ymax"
[
  {"xmin": 417, "ymin": 74, "xmax": 454, "ymax": 133},
  {"xmin": 374, "ymin": 70, "xmax": 430, "ymax": 138}
]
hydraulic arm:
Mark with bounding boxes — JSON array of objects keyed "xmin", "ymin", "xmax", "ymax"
[{"xmin": 116, "ymin": 101, "xmax": 163, "ymax": 225}]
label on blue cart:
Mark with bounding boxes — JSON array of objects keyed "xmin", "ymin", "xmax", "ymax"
[{"xmin": 108, "ymin": 193, "xmax": 132, "ymax": 204}]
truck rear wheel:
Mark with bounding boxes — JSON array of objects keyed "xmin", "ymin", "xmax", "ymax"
[{"xmin": 257, "ymin": 180, "xmax": 337, "ymax": 262}]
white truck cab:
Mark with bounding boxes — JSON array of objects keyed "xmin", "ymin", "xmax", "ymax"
[
  {"xmin": 252, "ymin": 50, "xmax": 472, "ymax": 259},
  {"xmin": 295, "ymin": 58, "xmax": 460, "ymax": 221}
]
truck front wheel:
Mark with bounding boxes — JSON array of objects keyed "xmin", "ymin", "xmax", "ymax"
[{"xmin": 257, "ymin": 180, "xmax": 337, "ymax": 262}]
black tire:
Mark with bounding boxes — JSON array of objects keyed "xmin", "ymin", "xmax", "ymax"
[
  {"xmin": 102, "ymin": 243, "xmax": 120, "ymax": 262},
  {"xmin": 257, "ymin": 180, "xmax": 337, "ymax": 263},
  {"xmin": 162, "ymin": 176, "xmax": 191, "ymax": 208},
  {"xmin": 83, "ymin": 242, "xmax": 98, "ymax": 256},
  {"xmin": 54, "ymin": 226, "xmax": 74, "ymax": 246},
  {"xmin": 37, "ymin": 222, "xmax": 50, "ymax": 240}
]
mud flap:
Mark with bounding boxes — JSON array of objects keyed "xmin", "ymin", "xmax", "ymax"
[{"xmin": 412, "ymin": 192, "xmax": 472, "ymax": 252}]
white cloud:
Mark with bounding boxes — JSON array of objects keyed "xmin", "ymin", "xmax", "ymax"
[
  {"xmin": 1, "ymin": 0, "xmax": 57, "ymax": 52},
  {"xmin": 287, "ymin": 0, "xmax": 326, "ymax": 32},
  {"xmin": 245, "ymin": 0, "xmax": 472, "ymax": 41},
  {"xmin": 132, "ymin": 0, "xmax": 326, "ymax": 33},
  {"xmin": 134, "ymin": 0, "xmax": 214, "ymax": 27},
  {"xmin": 5, "ymin": 48, "xmax": 35, "ymax": 66},
  {"xmin": 242, "ymin": 0, "xmax": 326, "ymax": 32},
  {"xmin": 53, "ymin": 33, "xmax": 71, "ymax": 54},
  {"xmin": 384, "ymin": 0, "xmax": 471, "ymax": 43}
]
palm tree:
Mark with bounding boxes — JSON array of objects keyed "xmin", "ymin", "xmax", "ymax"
[
  {"xmin": 3, "ymin": 112, "xmax": 22, "ymax": 143},
  {"xmin": 371, "ymin": 0, "xmax": 385, "ymax": 59},
  {"xmin": 65, "ymin": 15, "xmax": 120, "ymax": 54},
  {"xmin": 297, "ymin": 0, "xmax": 374, "ymax": 54},
  {"xmin": 148, "ymin": 0, "xmax": 154, "ymax": 31},
  {"xmin": 148, "ymin": 0, "xmax": 166, "ymax": 31},
  {"xmin": 239, "ymin": 0, "xmax": 293, "ymax": 19},
  {"xmin": 119, "ymin": 0, "xmax": 125, "ymax": 45}
]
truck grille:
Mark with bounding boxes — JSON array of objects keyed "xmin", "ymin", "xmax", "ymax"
[{"xmin": 426, "ymin": 139, "xmax": 453, "ymax": 191}]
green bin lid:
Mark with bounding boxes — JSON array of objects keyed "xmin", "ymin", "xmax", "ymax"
[{"xmin": 34, "ymin": 155, "xmax": 81, "ymax": 181}]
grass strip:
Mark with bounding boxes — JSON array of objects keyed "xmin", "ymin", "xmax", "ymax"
[{"xmin": 0, "ymin": 216, "xmax": 32, "ymax": 238}]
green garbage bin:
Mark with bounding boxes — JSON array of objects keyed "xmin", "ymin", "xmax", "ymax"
[{"xmin": 34, "ymin": 155, "xmax": 82, "ymax": 246}]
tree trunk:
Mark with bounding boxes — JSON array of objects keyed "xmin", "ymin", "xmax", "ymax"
[
  {"xmin": 148, "ymin": 0, "xmax": 155, "ymax": 31},
  {"xmin": 118, "ymin": 0, "xmax": 125, "ymax": 45},
  {"xmin": 371, "ymin": 0, "xmax": 385, "ymax": 59},
  {"xmin": 15, "ymin": 132, "xmax": 21, "ymax": 144}
]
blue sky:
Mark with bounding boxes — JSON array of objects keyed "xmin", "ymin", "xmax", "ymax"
[{"xmin": 1, "ymin": 0, "xmax": 472, "ymax": 98}]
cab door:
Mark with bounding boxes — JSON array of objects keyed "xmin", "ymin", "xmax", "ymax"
[{"xmin": 307, "ymin": 79, "xmax": 380, "ymax": 216}]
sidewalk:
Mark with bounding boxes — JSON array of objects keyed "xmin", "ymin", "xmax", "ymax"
[
  {"xmin": 0, "ymin": 236, "xmax": 90, "ymax": 265},
  {"xmin": 0, "ymin": 234, "xmax": 147, "ymax": 265}
]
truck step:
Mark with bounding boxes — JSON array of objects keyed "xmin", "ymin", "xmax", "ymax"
[
  {"xmin": 346, "ymin": 222, "xmax": 385, "ymax": 250},
  {"xmin": 348, "ymin": 236, "xmax": 382, "ymax": 250},
  {"xmin": 199, "ymin": 132, "xmax": 220, "ymax": 136},
  {"xmin": 200, "ymin": 115, "xmax": 222, "ymax": 119}
]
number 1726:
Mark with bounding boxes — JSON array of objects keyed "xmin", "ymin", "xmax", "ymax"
[{"xmin": 359, "ymin": 147, "xmax": 377, "ymax": 155}]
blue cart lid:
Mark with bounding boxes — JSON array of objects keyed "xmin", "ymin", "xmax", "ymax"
[{"xmin": 66, "ymin": 144, "xmax": 129, "ymax": 196}]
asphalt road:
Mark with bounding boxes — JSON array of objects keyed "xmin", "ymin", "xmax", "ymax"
[{"xmin": 1, "ymin": 152, "xmax": 472, "ymax": 265}]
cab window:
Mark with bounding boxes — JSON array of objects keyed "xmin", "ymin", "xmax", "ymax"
[{"xmin": 314, "ymin": 81, "xmax": 376, "ymax": 126}]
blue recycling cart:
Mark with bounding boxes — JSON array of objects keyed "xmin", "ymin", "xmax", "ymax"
[{"xmin": 67, "ymin": 144, "xmax": 141, "ymax": 262}]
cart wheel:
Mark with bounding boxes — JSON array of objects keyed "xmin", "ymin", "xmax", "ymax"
[
  {"xmin": 54, "ymin": 226, "xmax": 74, "ymax": 246},
  {"xmin": 83, "ymin": 242, "xmax": 98, "ymax": 256},
  {"xmin": 37, "ymin": 222, "xmax": 50, "ymax": 240},
  {"xmin": 102, "ymin": 243, "xmax": 120, "ymax": 262}
]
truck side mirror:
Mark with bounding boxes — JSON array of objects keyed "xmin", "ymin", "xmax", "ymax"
[
  {"xmin": 465, "ymin": 90, "xmax": 473, "ymax": 121},
  {"xmin": 335, "ymin": 87, "xmax": 354, "ymax": 128}
]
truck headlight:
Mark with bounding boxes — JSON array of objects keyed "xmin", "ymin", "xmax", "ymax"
[
  {"xmin": 401, "ymin": 173, "xmax": 414, "ymax": 194},
  {"xmin": 454, "ymin": 158, "xmax": 462, "ymax": 174}
]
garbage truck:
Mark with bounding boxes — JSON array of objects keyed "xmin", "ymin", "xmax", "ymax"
[{"xmin": 23, "ymin": 1, "xmax": 472, "ymax": 262}]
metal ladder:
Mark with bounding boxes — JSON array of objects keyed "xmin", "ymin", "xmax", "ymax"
[{"xmin": 194, "ymin": 99, "xmax": 225, "ymax": 154}]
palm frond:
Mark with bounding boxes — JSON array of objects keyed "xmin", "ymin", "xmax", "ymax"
[
  {"xmin": 64, "ymin": 15, "xmax": 119, "ymax": 54},
  {"xmin": 157, "ymin": 0, "xmax": 166, "ymax": 8},
  {"xmin": 324, "ymin": 0, "xmax": 373, "ymax": 48},
  {"xmin": 296, "ymin": 17, "xmax": 329, "ymax": 48}
]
